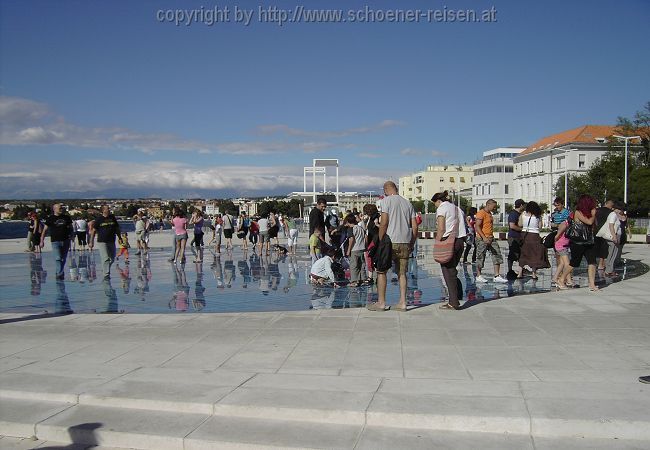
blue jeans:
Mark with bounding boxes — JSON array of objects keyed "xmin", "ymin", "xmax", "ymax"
[
  {"xmin": 97, "ymin": 241, "xmax": 116, "ymax": 279},
  {"xmin": 51, "ymin": 240, "xmax": 70, "ymax": 278}
]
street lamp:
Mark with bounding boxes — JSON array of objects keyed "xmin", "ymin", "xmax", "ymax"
[{"xmin": 613, "ymin": 135, "xmax": 641, "ymax": 204}]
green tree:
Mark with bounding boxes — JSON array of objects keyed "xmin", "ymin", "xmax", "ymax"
[{"xmin": 410, "ymin": 200, "xmax": 425, "ymax": 213}]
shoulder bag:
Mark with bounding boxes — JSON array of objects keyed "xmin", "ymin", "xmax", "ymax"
[
  {"xmin": 565, "ymin": 216, "xmax": 594, "ymax": 245},
  {"xmin": 433, "ymin": 204, "xmax": 459, "ymax": 264}
]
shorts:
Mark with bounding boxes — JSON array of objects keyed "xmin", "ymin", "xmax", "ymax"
[
  {"xmin": 135, "ymin": 230, "xmax": 146, "ymax": 242},
  {"xmin": 76, "ymin": 231, "xmax": 87, "ymax": 246},
  {"xmin": 259, "ymin": 231, "xmax": 269, "ymax": 243},
  {"xmin": 475, "ymin": 238, "xmax": 504, "ymax": 271},
  {"xmin": 555, "ymin": 247, "xmax": 570, "ymax": 257},
  {"xmin": 390, "ymin": 243, "xmax": 410, "ymax": 276},
  {"xmin": 269, "ymin": 226, "xmax": 279, "ymax": 238},
  {"xmin": 594, "ymin": 237, "xmax": 609, "ymax": 259},
  {"xmin": 175, "ymin": 233, "xmax": 188, "ymax": 241},
  {"xmin": 569, "ymin": 242, "xmax": 596, "ymax": 267},
  {"xmin": 223, "ymin": 229, "xmax": 233, "ymax": 239}
]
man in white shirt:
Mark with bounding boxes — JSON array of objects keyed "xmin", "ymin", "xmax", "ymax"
[{"xmin": 368, "ymin": 181, "xmax": 418, "ymax": 312}]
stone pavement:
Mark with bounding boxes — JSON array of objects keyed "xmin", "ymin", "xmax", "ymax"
[{"xmin": 0, "ymin": 246, "xmax": 648, "ymax": 449}]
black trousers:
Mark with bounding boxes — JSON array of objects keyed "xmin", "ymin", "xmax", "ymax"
[{"xmin": 440, "ymin": 238, "xmax": 465, "ymax": 308}]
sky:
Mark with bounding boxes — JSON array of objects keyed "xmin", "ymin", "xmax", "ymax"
[{"xmin": 0, "ymin": 0, "xmax": 649, "ymax": 199}]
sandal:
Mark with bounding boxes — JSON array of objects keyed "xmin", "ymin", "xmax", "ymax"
[
  {"xmin": 589, "ymin": 286, "xmax": 601, "ymax": 292},
  {"xmin": 393, "ymin": 305, "xmax": 408, "ymax": 312},
  {"xmin": 367, "ymin": 303, "xmax": 389, "ymax": 311},
  {"xmin": 439, "ymin": 303, "xmax": 458, "ymax": 310}
]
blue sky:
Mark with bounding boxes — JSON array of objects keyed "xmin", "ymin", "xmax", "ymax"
[{"xmin": 1, "ymin": 0, "xmax": 648, "ymax": 199}]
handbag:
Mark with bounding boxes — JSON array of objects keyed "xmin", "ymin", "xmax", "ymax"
[
  {"xmin": 543, "ymin": 230, "xmax": 557, "ymax": 249},
  {"xmin": 433, "ymin": 204, "xmax": 459, "ymax": 264},
  {"xmin": 565, "ymin": 218, "xmax": 594, "ymax": 245}
]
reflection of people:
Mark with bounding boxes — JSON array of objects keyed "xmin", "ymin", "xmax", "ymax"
[
  {"xmin": 30, "ymin": 253, "xmax": 47, "ymax": 296},
  {"xmin": 170, "ymin": 265, "xmax": 190, "ymax": 311},
  {"xmin": 102, "ymin": 278, "xmax": 119, "ymax": 313},
  {"xmin": 117, "ymin": 262, "xmax": 131, "ymax": 294},
  {"xmin": 55, "ymin": 280, "xmax": 73, "ymax": 314},
  {"xmin": 193, "ymin": 272, "xmax": 206, "ymax": 311}
]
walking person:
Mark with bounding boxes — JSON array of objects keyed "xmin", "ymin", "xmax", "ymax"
[
  {"xmin": 309, "ymin": 198, "xmax": 327, "ymax": 240},
  {"xmin": 517, "ymin": 201, "xmax": 550, "ymax": 279},
  {"xmin": 190, "ymin": 210, "xmax": 205, "ymax": 263},
  {"xmin": 171, "ymin": 209, "xmax": 189, "ymax": 264},
  {"xmin": 30, "ymin": 212, "xmax": 42, "ymax": 254},
  {"xmin": 432, "ymin": 191, "xmax": 467, "ymax": 310},
  {"xmin": 462, "ymin": 207, "xmax": 477, "ymax": 264},
  {"xmin": 474, "ymin": 199, "xmax": 508, "ymax": 283},
  {"xmin": 74, "ymin": 216, "xmax": 88, "ymax": 251},
  {"xmin": 248, "ymin": 217, "xmax": 259, "ymax": 252},
  {"xmin": 236, "ymin": 211, "xmax": 250, "ymax": 250},
  {"xmin": 39, "ymin": 203, "xmax": 74, "ymax": 280},
  {"xmin": 553, "ymin": 217, "xmax": 572, "ymax": 289},
  {"xmin": 362, "ymin": 203, "xmax": 380, "ymax": 284},
  {"xmin": 222, "ymin": 210, "xmax": 235, "ymax": 251},
  {"xmin": 597, "ymin": 200, "xmax": 626, "ymax": 276},
  {"xmin": 566, "ymin": 194, "xmax": 599, "ymax": 291},
  {"xmin": 344, "ymin": 214, "xmax": 367, "ymax": 287},
  {"xmin": 367, "ymin": 181, "xmax": 418, "ymax": 312},
  {"xmin": 268, "ymin": 211, "xmax": 280, "ymax": 247},
  {"xmin": 209, "ymin": 214, "xmax": 223, "ymax": 254},
  {"xmin": 257, "ymin": 213, "xmax": 271, "ymax": 255},
  {"xmin": 134, "ymin": 213, "xmax": 147, "ymax": 255},
  {"xmin": 594, "ymin": 199, "xmax": 614, "ymax": 271},
  {"xmin": 88, "ymin": 204, "xmax": 122, "ymax": 280},
  {"xmin": 284, "ymin": 216, "xmax": 299, "ymax": 255},
  {"xmin": 506, "ymin": 199, "xmax": 525, "ymax": 276}
]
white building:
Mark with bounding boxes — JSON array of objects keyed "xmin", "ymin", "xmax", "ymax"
[
  {"xmin": 472, "ymin": 147, "xmax": 526, "ymax": 221},
  {"xmin": 399, "ymin": 164, "xmax": 473, "ymax": 202},
  {"xmin": 513, "ymin": 125, "xmax": 615, "ymax": 208}
]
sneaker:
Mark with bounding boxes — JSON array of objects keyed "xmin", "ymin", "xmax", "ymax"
[
  {"xmin": 475, "ymin": 275, "xmax": 488, "ymax": 283},
  {"xmin": 494, "ymin": 275, "xmax": 508, "ymax": 283}
]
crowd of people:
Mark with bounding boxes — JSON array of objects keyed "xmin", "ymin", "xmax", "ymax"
[{"xmin": 24, "ymin": 187, "xmax": 631, "ymax": 313}]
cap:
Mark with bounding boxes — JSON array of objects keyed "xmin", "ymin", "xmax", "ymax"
[{"xmin": 514, "ymin": 199, "xmax": 525, "ymax": 208}]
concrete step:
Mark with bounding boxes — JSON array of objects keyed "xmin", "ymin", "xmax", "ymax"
[{"xmin": 1, "ymin": 371, "xmax": 650, "ymax": 445}]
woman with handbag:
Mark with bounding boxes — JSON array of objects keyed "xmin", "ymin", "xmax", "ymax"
[
  {"xmin": 517, "ymin": 201, "xmax": 550, "ymax": 280},
  {"xmin": 566, "ymin": 194, "xmax": 599, "ymax": 291},
  {"xmin": 432, "ymin": 191, "xmax": 467, "ymax": 310}
]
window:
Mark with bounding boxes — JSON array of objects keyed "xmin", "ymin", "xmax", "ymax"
[
  {"xmin": 460, "ymin": 177, "xmax": 466, "ymax": 183},
  {"xmin": 526, "ymin": 162, "xmax": 530, "ymax": 174},
  {"xmin": 556, "ymin": 156, "xmax": 565, "ymax": 170},
  {"xmin": 450, "ymin": 177, "xmax": 455, "ymax": 183},
  {"xmin": 504, "ymin": 184, "xmax": 509, "ymax": 195},
  {"xmin": 578, "ymin": 154, "xmax": 586, "ymax": 169},
  {"xmin": 540, "ymin": 160, "xmax": 544, "ymax": 172},
  {"xmin": 481, "ymin": 186, "xmax": 485, "ymax": 195}
]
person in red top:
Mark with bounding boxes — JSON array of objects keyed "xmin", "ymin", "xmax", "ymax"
[{"xmin": 567, "ymin": 194, "xmax": 599, "ymax": 291}]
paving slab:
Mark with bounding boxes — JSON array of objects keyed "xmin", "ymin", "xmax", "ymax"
[
  {"xmin": 367, "ymin": 392, "xmax": 531, "ymax": 434},
  {"xmin": 0, "ymin": 398, "xmax": 73, "ymax": 438},
  {"xmin": 36, "ymin": 405, "xmax": 208, "ymax": 450},
  {"xmin": 185, "ymin": 416, "xmax": 362, "ymax": 450},
  {"xmin": 213, "ymin": 387, "xmax": 374, "ymax": 425},
  {"xmin": 0, "ymin": 372, "xmax": 107, "ymax": 403}
]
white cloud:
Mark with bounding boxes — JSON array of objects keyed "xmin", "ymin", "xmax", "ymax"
[
  {"xmin": 256, "ymin": 119, "xmax": 405, "ymax": 138},
  {"xmin": 358, "ymin": 152, "xmax": 382, "ymax": 158},
  {"xmin": 0, "ymin": 160, "xmax": 391, "ymax": 198},
  {"xmin": 400, "ymin": 148, "xmax": 423, "ymax": 156}
]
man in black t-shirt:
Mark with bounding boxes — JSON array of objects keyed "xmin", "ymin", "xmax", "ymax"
[
  {"xmin": 309, "ymin": 198, "xmax": 327, "ymax": 241},
  {"xmin": 594, "ymin": 199, "xmax": 613, "ymax": 270},
  {"xmin": 89, "ymin": 204, "xmax": 122, "ymax": 280},
  {"xmin": 40, "ymin": 203, "xmax": 74, "ymax": 280}
]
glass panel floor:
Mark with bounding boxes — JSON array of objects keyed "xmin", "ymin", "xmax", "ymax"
[{"xmin": 1, "ymin": 244, "xmax": 646, "ymax": 314}]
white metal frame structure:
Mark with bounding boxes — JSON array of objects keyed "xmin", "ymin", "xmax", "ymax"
[{"xmin": 303, "ymin": 159, "xmax": 340, "ymax": 205}]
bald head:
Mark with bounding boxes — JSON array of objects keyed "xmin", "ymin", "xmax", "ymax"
[{"xmin": 383, "ymin": 181, "xmax": 398, "ymax": 195}]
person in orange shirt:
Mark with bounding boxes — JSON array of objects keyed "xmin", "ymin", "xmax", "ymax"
[{"xmin": 474, "ymin": 199, "xmax": 507, "ymax": 283}]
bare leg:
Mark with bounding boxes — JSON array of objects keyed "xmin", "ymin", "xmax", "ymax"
[
  {"xmin": 376, "ymin": 272, "xmax": 387, "ymax": 308},
  {"xmin": 396, "ymin": 273, "xmax": 407, "ymax": 309}
]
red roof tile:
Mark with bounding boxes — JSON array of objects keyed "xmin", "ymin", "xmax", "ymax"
[{"xmin": 520, "ymin": 125, "xmax": 616, "ymax": 156}]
